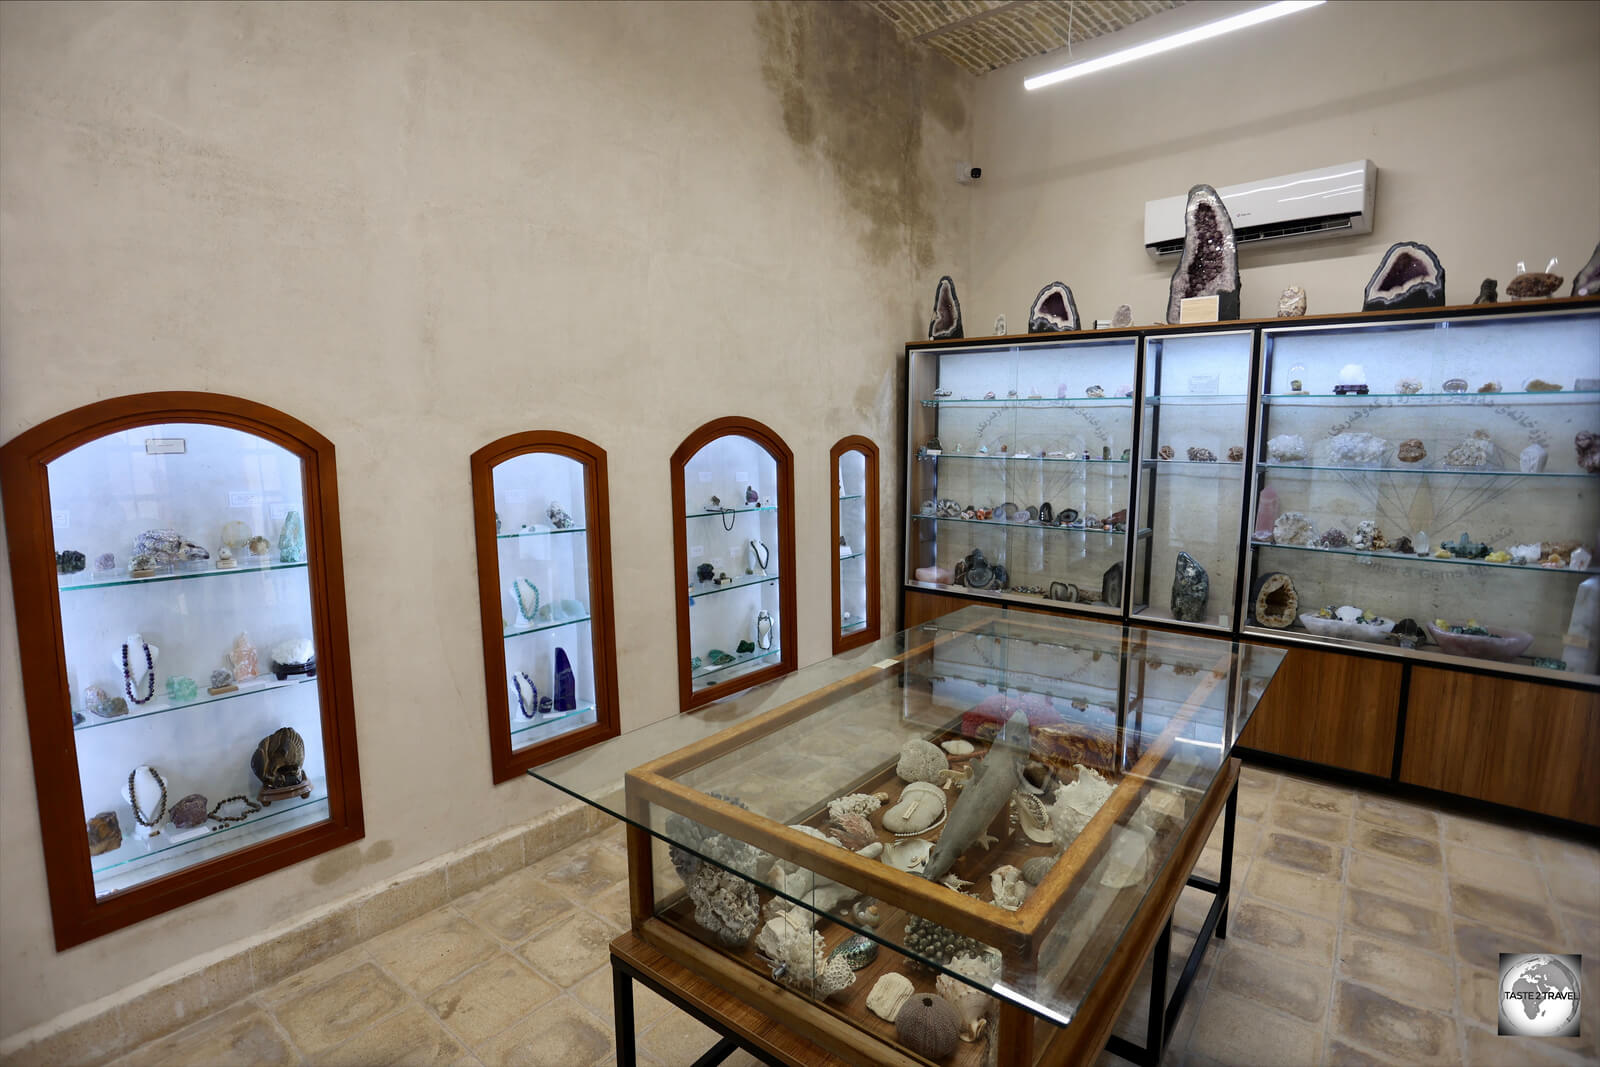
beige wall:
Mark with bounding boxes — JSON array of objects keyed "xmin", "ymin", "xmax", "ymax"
[
  {"xmin": 0, "ymin": 0, "xmax": 970, "ymax": 1039},
  {"xmin": 965, "ymin": 0, "xmax": 1600, "ymax": 327}
]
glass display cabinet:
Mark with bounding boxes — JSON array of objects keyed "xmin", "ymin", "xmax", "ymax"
[
  {"xmin": 831, "ymin": 435, "xmax": 880, "ymax": 653},
  {"xmin": 471, "ymin": 431, "xmax": 621, "ymax": 782},
  {"xmin": 0, "ymin": 393, "xmax": 363, "ymax": 948},
  {"xmin": 905, "ymin": 335, "xmax": 1145, "ymax": 616},
  {"xmin": 533, "ymin": 606, "xmax": 1285, "ymax": 1066},
  {"xmin": 1130, "ymin": 329, "xmax": 1256, "ymax": 630},
  {"xmin": 671, "ymin": 417, "xmax": 797, "ymax": 711},
  {"xmin": 1244, "ymin": 305, "xmax": 1600, "ymax": 681}
]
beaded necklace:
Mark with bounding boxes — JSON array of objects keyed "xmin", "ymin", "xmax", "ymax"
[
  {"xmin": 122, "ymin": 639, "xmax": 156, "ymax": 705},
  {"xmin": 749, "ymin": 540, "xmax": 770, "ymax": 571},
  {"xmin": 720, "ymin": 508, "xmax": 735, "ymax": 532},
  {"xmin": 513, "ymin": 672, "xmax": 538, "ymax": 718},
  {"xmin": 128, "ymin": 767, "xmax": 168, "ymax": 828},
  {"xmin": 207, "ymin": 794, "xmax": 261, "ymax": 825},
  {"xmin": 513, "ymin": 578, "xmax": 540, "ymax": 622}
]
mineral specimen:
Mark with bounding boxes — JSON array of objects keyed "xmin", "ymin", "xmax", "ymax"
[
  {"xmin": 1158, "ymin": 445, "xmax": 1175, "ymax": 460},
  {"xmin": 1393, "ymin": 536, "xmax": 1414, "ymax": 554},
  {"xmin": 687, "ymin": 865, "xmax": 760, "ymax": 948},
  {"xmin": 1574, "ymin": 242, "xmax": 1600, "ymax": 297},
  {"xmin": 1166, "ymin": 184, "xmax": 1240, "ymax": 323},
  {"xmin": 992, "ymin": 314, "xmax": 1005, "ymax": 335},
  {"xmin": 1267, "ymin": 434, "xmax": 1308, "ymax": 462},
  {"xmin": 1566, "ymin": 577, "xmax": 1600, "ymax": 674},
  {"xmin": 1363, "ymin": 242, "xmax": 1445, "ymax": 311},
  {"xmin": 1521, "ymin": 443, "xmax": 1549, "ymax": 472},
  {"xmin": 278, "ymin": 510, "xmax": 305, "ymax": 563},
  {"xmin": 1250, "ymin": 573, "xmax": 1297, "ymax": 628},
  {"xmin": 1478, "ymin": 381, "xmax": 1501, "ymax": 394},
  {"xmin": 165, "ymin": 675, "xmax": 198, "ymax": 703},
  {"xmin": 1273, "ymin": 511, "xmax": 1316, "ymax": 546},
  {"xmin": 247, "ymin": 535, "xmax": 271, "ymax": 556},
  {"xmin": 1277, "ymin": 286, "xmax": 1307, "ymax": 317},
  {"xmin": 169, "ymin": 793, "xmax": 208, "ymax": 830},
  {"xmin": 1397, "ymin": 439, "xmax": 1427, "ymax": 463},
  {"xmin": 1486, "ymin": 550, "xmax": 1512, "ymax": 563},
  {"xmin": 95, "ymin": 552, "xmax": 115, "ymax": 572},
  {"xmin": 1171, "ymin": 552, "xmax": 1209, "ymax": 623},
  {"xmin": 55, "ymin": 550, "xmax": 86, "ymax": 574},
  {"xmin": 1113, "ymin": 303, "xmax": 1133, "ymax": 328},
  {"xmin": 1186, "ymin": 447, "xmax": 1217, "ymax": 462},
  {"xmin": 1253, "ymin": 486, "xmax": 1280, "ymax": 541},
  {"xmin": 1048, "ymin": 581, "xmax": 1077, "ymax": 602},
  {"xmin": 928, "ymin": 275, "xmax": 963, "ymax": 340},
  {"xmin": 896, "ymin": 994, "xmax": 961, "ymax": 1059},
  {"xmin": 1445, "ymin": 531, "xmax": 1489, "ymax": 559},
  {"xmin": 1313, "ymin": 528, "xmax": 1349, "ymax": 549},
  {"xmin": 1442, "ymin": 378, "xmax": 1468, "ymax": 393},
  {"xmin": 866, "ymin": 974, "xmax": 914, "ymax": 1022},
  {"xmin": 1085, "ymin": 384, "xmax": 1106, "ymax": 398},
  {"xmin": 83, "ymin": 685, "xmax": 127, "ymax": 719},
  {"xmin": 1028, "ymin": 281, "xmax": 1079, "ymax": 333},
  {"xmin": 1101, "ymin": 562, "xmax": 1123, "ymax": 606},
  {"xmin": 1577, "ymin": 431, "xmax": 1600, "ymax": 473},
  {"xmin": 1352, "ymin": 520, "xmax": 1387, "ymax": 551},
  {"xmin": 1227, "ymin": 446, "xmax": 1244, "ymax": 462},
  {"xmin": 1391, "ymin": 618, "xmax": 1426, "ymax": 646},
  {"xmin": 553, "ymin": 647, "xmax": 576, "ymax": 712},
  {"xmin": 1474, "ymin": 278, "xmax": 1498, "ymax": 303},
  {"xmin": 209, "ymin": 669, "xmax": 234, "ymax": 692},
  {"xmin": 1328, "ymin": 432, "xmax": 1390, "ymax": 466},
  {"xmin": 132, "ymin": 528, "xmax": 183, "ymax": 562},
  {"xmin": 547, "ymin": 501, "xmax": 575, "ymax": 528},
  {"xmin": 87, "ymin": 812, "xmax": 121, "ymax": 856},
  {"xmin": 1444, "ymin": 431, "xmax": 1495, "ymax": 468},
  {"xmin": 1507, "ymin": 271, "xmax": 1563, "ymax": 298},
  {"xmin": 696, "ymin": 562, "xmax": 714, "ymax": 582},
  {"xmin": 1334, "ymin": 363, "xmax": 1369, "ymax": 396},
  {"xmin": 1395, "ymin": 377, "xmax": 1423, "ymax": 395},
  {"xmin": 1526, "ymin": 380, "xmax": 1562, "ymax": 392}
]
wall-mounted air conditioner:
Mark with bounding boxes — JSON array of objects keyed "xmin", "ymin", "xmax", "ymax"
[{"xmin": 1144, "ymin": 160, "xmax": 1377, "ymax": 258}]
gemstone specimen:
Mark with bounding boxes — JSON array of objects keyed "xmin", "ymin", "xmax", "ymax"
[
  {"xmin": 1249, "ymin": 572, "xmax": 1298, "ymax": 628},
  {"xmin": 1474, "ymin": 278, "xmax": 1498, "ymax": 303},
  {"xmin": 1507, "ymin": 271, "xmax": 1563, "ymax": 298},
  {"xmin": 928, "ymin": 275, "xmax": 963, "ymax": 340},
  {"xmin": 1028, "ymin": 281, "xmax": 1079, "ymax": 333},
  {"xmin": 1171, "ymin": 552, "xmax": 1209, "ymax": 623},
  {"xmin": 1573, "ymin": 242, "xmax": 1600, "ymax": 297},
  {"xmin": 554, "ymin": 647, "xmax": 577, "ymax": 711},
  {"xmin": 1166, "ymin": 185, "xmax": 1240, "ymax": 324},
  {"xmin": 1362, "ymin": 242, "xmax": 1445, "ymax": 310}
]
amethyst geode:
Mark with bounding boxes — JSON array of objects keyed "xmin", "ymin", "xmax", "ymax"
[
  {"xmin": 1363, "ymin": 241, "xmax": 1445, "ymax": 311},
  {"xmin": 928, "ymin": 276, "xmax": 962, "ymax": 340},
  {"xmin": 1028, "ymin": 281, "xmax": 1079, "ymax": 333},
  {"xmin": 1573, "ymin": 241, "xmax": 1600, "ymax": 297},
  {"xmin": 1166, "ymin": 185, "xmax": 1240, "ymax": 324}
]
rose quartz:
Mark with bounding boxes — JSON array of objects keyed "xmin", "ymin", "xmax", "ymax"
[{"xmin": 1252, "ymin": 487, "xmax": 1279, "ymax": 542}]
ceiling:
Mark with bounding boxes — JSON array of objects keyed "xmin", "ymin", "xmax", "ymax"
[{"xmin": 861, "ymin": 0, "xmax": 1184, "ymax": 76}]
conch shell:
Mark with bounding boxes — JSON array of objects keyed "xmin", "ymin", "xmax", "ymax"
[{"xmin": 936, "ymin": 952, "xmax": 1000, "ymax": 1042}]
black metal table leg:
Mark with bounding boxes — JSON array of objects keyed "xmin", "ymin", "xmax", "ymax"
[
  {"xmin": 613, "ymin": 962, "xmax": 637, "ymax": 1067},
  {"xmin": 1217, "ymin": 781, "xmax": 1238, "ymax": 939}
]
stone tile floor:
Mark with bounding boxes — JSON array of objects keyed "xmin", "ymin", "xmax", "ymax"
[{"xmin": 107, "ymin": 766, "xmax": 1598, "ymax": 1066}]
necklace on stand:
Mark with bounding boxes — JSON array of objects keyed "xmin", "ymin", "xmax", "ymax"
[
  {"xmin": 720, "ymin": 508, "xmax": 736, "ymax": 532},
  {"xmin": 122, "ymin": 639, "xmax": 156, "ymax": 704},
  {"xmin": 128, "ymin": 767, "xmax": 168, "ymax": 828},
  {"xmin": 513, "ymin": 672, "xmax": 538, "ymax": 718},
  {"xmin": 513, "ymin": 578, "xmax": 540, "ymax": 622}
]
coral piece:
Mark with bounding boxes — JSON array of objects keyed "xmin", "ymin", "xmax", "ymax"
[
  {"xmin": 755, "ymin": 909, "xmax": 855, "ymax": 999},
  {"xmin": 896, "ymin": 739, "xmax": 949, "ymax": 784},
  {"xmin": 169, "ymin": 793, "xmax": 208, "ymax": 830},
  {"xmin": 1521, "ymin": 443, "xmax": 1549, "ymax": 472},
  {"xmin": 1166, "ymin": 184, "xmax": 1240, "ymax": 323},
  {"xmin": 1352, "ymin": 520, "xmax": 1387, "ymax": 551},
  {"xmin": 896, "ymin": 994, "xmax": 961, "ymax": 1059},
  {"xmin": 1363, "ymin": 242, "xmax": 1445, "ymax": 310},
  {"xmin": 1397, "ymin": 439, "xmax": 1427, "ymax": 463},
  {"xmin": 1313, "ymin": 528, "xmax": 1349, "ymax": 549},
  {"xmin": 1250, "ymin": 573, "xmax": 1298, "ymax": 628},
  {"xmin": 1267, "ymin": 434, "xmax": 1307, "ymax": 462},
  {"xmin": 1227, "ymin": 446, "xmax": 1244, "ymax": 462},
  {"xmin": 867, "ymin": 973, "xmax": 915, "ymax": 1022},
  {"xmin": 1577, "ymin": 431, "xmax": 1600, "ymax": 473},
  {"xmin": 1327, "ymin": 432, "xmax": 1390, "ymax": 466},
  {"xmin": 1112, "ymin": 303, "xmax": 1133, "ymax": 328},
  {"xmin": 1171, "ymin": 552, "xmax": 1209, "ymax": 622},
  {"xmin": 1474, "ymin": 278, "xmax": 1498, "ymax": 303},
  {"xmin": 1277, "ymin": 286, "xmax": 1306, "ymax": 317},
  {"xmin": 1158, "ymin": 445, "xmax": 1175, "ymax": 460},
  {"xmin": 87, "ymin": 811, "xmax": 122, "ymax": 855},
  {"xmin": 825, "ymin": 811, "xmax": 877, "ymax": 851},
  {"xmin": 666, "ymin": 795, "xmax": 768, "ymax": 879},
  {"xmin": 1273, "ymin": 511, "xmax": 1316, "ymax": 546},
  {"xmin": 1028, "ymin": 281, "xmax": 1079, "ymax": 333},
  {"xmin": 1048, "ymin": 766, "xmax": 1114, "ymax": 848},
  {"xmin": 1186, "ymin": 447, "xmax": 1217, "ymax": 462},
  {"xmin": 1444, "ymin": 431, "xmax": 1495, "ymax": 468},
  {"xmin": 1395, "ymin": 378, "xmax": 1424, "ymax": 395},
  {"xmin": 928, "ymin": 276, "xmax": 963, "ymax": 340},
  {"xmin": 1574, "ymin": 242, "xmax": 1600, "ymax": 297},
  {"xmin": 687, "ymin": 865, "xmax": 760, "ymax": 948},
  {"xmin": 827, "ymin": 792, "xmax": 885, "ymax": 822},
  {"xmin": 1507, "ymin": 271, "xmax": 1563, "ymax": 298}
]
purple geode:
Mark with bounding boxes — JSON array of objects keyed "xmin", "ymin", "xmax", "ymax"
[
  {"xmin": 1166, "ymin": 185, "xmax": 1240, "ymax": 323},
  {"xmin": 1573, "ymin": 241, "xmax": 1600, "ymax": 297},
  {"xmin": 1028, "ymin": 281, "xmax": 1079, "ymax": 333},
  {"xmin": 169, "ymin": 793, "xmax": 208, "ymax": 830},
  {"xmin": 1362, "ymin": 242, "xmax": 1445, "ymax": 310},
  {"xmin": 928, "ymin": 276, "xmax": 963, "ymax": 340}
]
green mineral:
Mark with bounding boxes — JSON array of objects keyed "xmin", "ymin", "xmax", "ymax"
[
  {"xmin": 278, "ymin": 510, "xmax": 306, "ymax": 563},
  {"xmin": 165, "ymin": 675, "xmax": 198, "ymax": 703}
]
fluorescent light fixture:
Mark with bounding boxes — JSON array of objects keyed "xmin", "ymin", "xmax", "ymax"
[{"xmin": 1024, "ymin": 0, "xmax": 1325, "ymax": 91}]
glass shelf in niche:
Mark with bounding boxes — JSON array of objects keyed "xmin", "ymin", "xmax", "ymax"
[
  {"xmin": 841, "ymin": 619, "xmax": 867, "ymax": 635},
  {"xmin": 838, "ymin": 493, "xmax": 864, "ymax": 501},
  {"xmin": 1261, "ymin": 390, "xmax": 1600, "ymax": 406},
  {"xmin": 1256, "ymin": 462, "xmax": 1597, "ymax": 480},
  {"xmin": 74, "ymin": 674, "xmax": 318, "ymax": 732},
  {"xmin": 684, "ymin": 505, "xmax": 778, "ymax": 521},
  {"xmin": 93, "ymin": 791, "xmax": 327, "ymax": 880},
  {"xmin": 692, "ymin": 646, "xmax": 781, "ymax": 681},
  {"xmin": 1141, "ymin": 459, "xmax": 1246, "ymax": 469},
  {"xmin": 917, "ymin": 453, "xmax": 1130, "ymax": 467},
  {"xmin": 59, "ymin": 559, "xmax": 307, "ymax": 592},
  {"xmin": 921, "ymin": 396, "xmax": 1135, "ymax": 408},
  {"xmin": 839, "ymin": 551, "xmax": 865, "ymax": 563},
  {"xmin": 497, "ymin": 525, "xmax": 587, "ymax": 540},
  {"xmin": 510, "ymin": 703, "xmax": 596, "ymax": 739},
  {"xmin": 911, "ymin": 514, "xmax": 1150, "ymax": 537},
  {"xmin": 688, "ymin": 573, "xmax": 781, "ymax": 598},
  {"xmin": 504, "ymin": 613, "xmax": 591, "ymax": 639},
  {"xmin": 1143, "ymin": 394, "xmax": 1251, "ymax": 405},
  {"xmin": 1254, "ymin": 540, "xmax": 1600, "ymax": 576}
]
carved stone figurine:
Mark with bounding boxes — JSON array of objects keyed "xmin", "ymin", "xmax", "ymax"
[{"xmin": 251, "ymin": 727, "xmax": 310, "ymax": 803}]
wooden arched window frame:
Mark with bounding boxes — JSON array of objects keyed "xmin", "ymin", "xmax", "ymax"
[
  {"xmin": 670, "ymin": 416, "xmax": 797, "ymax": 711},
  {"xmin": 830, "ymin": 435, "xmax": 881, "ymax": 653},
  {"xmin": 0, "ymin": 392, "xmax": 363, "ymax": 949},
  {"xmin": 470, "ymin": 431, "xmax": 621, "ymax": 781}
]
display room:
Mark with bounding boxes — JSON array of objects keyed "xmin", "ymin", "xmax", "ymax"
[{"xmin": 0, "ymin": 1, "xmax": 1595, "ymax": 1065}]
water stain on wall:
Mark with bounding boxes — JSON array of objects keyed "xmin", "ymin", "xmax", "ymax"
[{"xmin": 756, "ymin": 1, "xmax": 967, "ymax": 272}]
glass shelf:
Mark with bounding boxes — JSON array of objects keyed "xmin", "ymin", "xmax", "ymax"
[
  {"xmin": 74, "ymin": 674, "xmax": 319, "ymax": 732},
  {"xmin": 922, "ymin": 396, "xmax": 1134, "ymax": 408},
  {"xmin": 1261, "ymin": 390, "xmax": 1599, "ymax": 406},
  {"xmin": 93, "ymin": 790, "xmax": 327, "ymax": 878},
  {"xmin": 912, "ymin": 514, "xmax": 1148, "ymax": 537},
  {"xmin": 838, "ymin": 551, "xmax": 865, "ymax": 563},
  {"xmin": 838, "ymin": 493, "xmax": 864, "ymax": 501},
  {"xmin": 503, "ymin": 613, "xmax": 591, "ymax": 639},
  {"xmin": 691, "ymin": 646, "xmax": 781, "ymax": 681},
  {"xmin": 1141, "ymin": 459, "xmax": 1246, "ymax": 469},
  {"xmin": 683, "ymin": 505, "xmax": 777, "ymax": 520},
  {"xmin": 1254, "ymin": 540, "xmax": 1600, "ymax": 576},
  {"xmin": 1144, "ymin": 394, "xmax": 1251, "ymax": 405},
  {"xmin": 918, "ymin": 453, "xmax": 1129, "ymax": 467},
  {"xmin": 840, "ymin": 619, "xmax": 867, "ymax": 635},
  {"xmin": 1257, "ymin": 462, "xmax": 1597, "ymax": 479},
  {"xmin": 60, "ymin": 559, "xmax": 307, "ymax": 593},
  {"xmin": 688, "ymin": 573, "xmax": 780, "ymax": 599},
  {"xmin": 510, "ymin": 703, "xmax": 596, "ymax": 738},
  {"xmin": 496, "ymin": 525, "xmax": 587, "ymax": 540}
]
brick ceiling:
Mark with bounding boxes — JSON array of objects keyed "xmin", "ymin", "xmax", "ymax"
[{"xmin": 862, "ymin": 0, "xmax": 1184, "ymax": 75}]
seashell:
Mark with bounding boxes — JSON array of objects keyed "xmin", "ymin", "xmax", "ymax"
[
  {"xmin": 895, "ymin": 993, "xmax": 961, "ymax": 1059},
  {"xmin": 896, "ymin": 739, "xmax": 948, "ymax": 783},
  {"xmin": 990, "ymin": 865, "xmax": 1028, "ymax": 911},
  {"xmin": 1048, "ymin": 766, "xmax": 1114, "ymax": 849},
  {"xmin": 866, "ymin": 973, "xmax": 914, "ymax": 1022},
  {"xmin": 1012, "ymin": 792, "xmax": 1053, "ymax": 844},
  {"xmin": 882, "ymin": 838, "xmax": 933, "ymax": 872},
  {"xmin": 882, "ymin": 782, "xmax": 946, "ymax": 836},
  {"xmin": 826, "ymin": 811, "xmax": 878, "ymax": 851},
  {"xmin": 940, "ymin": 738, "xmax": 975, "ymax": 757},
  {"xmin": 828, "ymin": 934, "xmax": 879, "ymax": 971},
  {"xmin": 1021, "ymin": 855, "xmax": 1056, "ymax": 885},
  {"xmin": 855, "ymin": 842, "xmax": 884, "ymax": 860},
  {"xmin": 937, "ymin": 965, "xmax": 997, "ymax": 1043}
]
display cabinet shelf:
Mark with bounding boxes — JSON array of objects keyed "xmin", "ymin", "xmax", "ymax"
[
  {"xmin": 1258, "ymin": 461, "xmax": 1596, "ymax": 479},
  {"xmin": 839, "ymin": 551, "xmax": 865, "ymax": 562},
  {"xmin": 841, "ymin": 618, "xmax": 867, "ymax": 635},
  {"xmin": 921, "ymin": 396, "xmax": 1134, "ymax": 408},
  {"xmin": 1261, "ymin": 390, "xmax": 1600, "ymax": 406},
  {"xmin": 94, "ymin": 794, "xmax": 329, "ymax": 890},
  {"xmin": 74, "ymin": 674, "xmax": 319, "ymax": 732},
  {"xmin": 496, "ymin": 525, "xmax": 587, "ymax": 540},
  {"xmin": 912, "ymin": 514, "xmax": 1147, "ymax": 537},
  {"xmin": 1141, "ymin": 459, "xmax": 1246, "ymax": 469},
  {"xmin": 59, "ymin": 559, "xmax": 307, "ymax": 592},
  {"xmin": 1144, "ymin": 394, "xmax": 1252, "ymax": 405},
  {"xmin": 691, "ymin": 646, "xmax": 782, "ymax": 681},
  {"xmin": 918, "ymin": 453, "xmax": 1131, "ymax": 467},
  {"xmin": 1254, "ymin": 540, "xmax": 1600, "ymax": 576},
  {"xmin": 683, "ymin": 504, "xmax": 777, "ymax": 520},
  {"xmin": 509, "ymin": 704, "xmax": 596, "ymax": 739},
  {"xmin": 688, "ymin": 573, "xmax": 780, "ymax": 599},
  {"xmin": 838, "ymin": 492, "xmax": 864, "ymax": 501},
  {"xmin": 503, "ymin": 614, "xmax": 591, "ymax": 639}
]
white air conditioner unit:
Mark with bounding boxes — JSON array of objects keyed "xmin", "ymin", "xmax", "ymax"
[{"xmin": 1144, "ymin": 160, "xmax": 1376, "ymax": 257}]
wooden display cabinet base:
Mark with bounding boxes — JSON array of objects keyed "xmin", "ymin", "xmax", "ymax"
[{"xmin": 258, "ymin": 780, "xmax": 313, "ymax": 806}]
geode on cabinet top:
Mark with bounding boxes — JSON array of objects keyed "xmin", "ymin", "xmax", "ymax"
[
  {"xmin": 928, "ymin": 276, "xmax": 963, "ymax": 340},
  {"xmin": 1362, "ymin": 242, "xmax": 1445, "ymax": 311},
  {"xmin": 1166, "ymin": 184, "xmax": 1240, "ymax": 324},
  {"xmin": 1028, "ymin": 281, "xmax": 1080, "ymax": 333},
  {"xmin": 1573, "ymin": 241, "xmax": 1600, "ymax": 297}
]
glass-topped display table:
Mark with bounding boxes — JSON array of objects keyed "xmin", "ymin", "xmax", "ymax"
[{"xmin": 534, "ymin": 606, "xmax": 1284, "ymax": 1065}]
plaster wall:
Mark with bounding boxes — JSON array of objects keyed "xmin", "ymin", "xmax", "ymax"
[
  {"xmin": 0, "ymin": 0, "xmax": 971, "ymax": 1039},
  {"xmin": 965, "ymin": 0, "xmax": 1600, "ymax": 327}
]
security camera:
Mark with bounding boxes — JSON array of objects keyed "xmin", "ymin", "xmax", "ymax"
[{"xmin": 957, "ymin": 163, "xmax": 982, "ymax": 185}]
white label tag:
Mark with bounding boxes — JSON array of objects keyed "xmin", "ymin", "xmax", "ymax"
[
  {"xmin": 697, "ymin": 470, "xmax": 712, "ymax": 483},
  {"xmin": 873, "ymin": 659, "xmax": 898, "ymax": 670},
  {"xmin": 51, "ymin": 509, "xmax": 69, "ymax": 530},
  {"xmin": 145, "ymin": 438, "xmax": 186, "ymax": 454},
  {"xmin": 735, "ymin": 471, "xmax": 749, "ymax": 483},
  {"xmin": 229, "ymin": 490, "xmax": 262, "ymax": 508}
]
